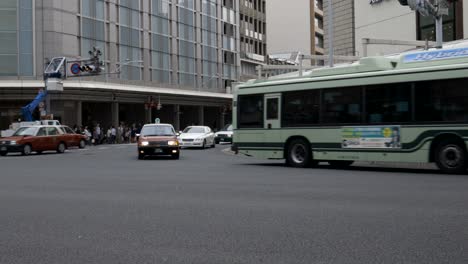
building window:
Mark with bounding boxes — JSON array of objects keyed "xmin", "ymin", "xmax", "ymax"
[
  {"xmin": 315, "ymin": 15, "xmax": 323, "ymax": 30},
  {"xmin": 118, "ymin": 1, "xmax": 142, "ymax": 81},
  {"xmin": 0, "ymin": 0, "xmax": 33, "ymax": 76},
  {"xmin": 315, "ymin": 34, "xmax": 324, "ymax": 48},
  {"xmin": 417, "ymin": 3, "xmax": 462, "ymax": 41},
  {"xmin": 315, "ymin": 0, "xmax": 323, "ymax": 11}
]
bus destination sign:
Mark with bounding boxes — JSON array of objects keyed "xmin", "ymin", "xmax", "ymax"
[{"xmin": 403, "ymin": 47, "xmax": 468, "ymax": 63}]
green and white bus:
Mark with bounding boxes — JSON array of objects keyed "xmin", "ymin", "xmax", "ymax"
[{"xmin": 232, "ymin": 43, "xmax": 468, "ymax": 173}]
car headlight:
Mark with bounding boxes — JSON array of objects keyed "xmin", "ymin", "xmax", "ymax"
[
  {"xmin": 227, "ymin": 134, "xmax": 232, "ymax": 138},
  {"xmin": 141, "ymin": 141, "xmax": 149, "ymax": 146},
  {"xmin": 168, "ymin": 140, "xmax": 179, "ymax": 146},
  {"xmin": 10, "ymin": 141, "xmax": 17, "ymax": 145}
]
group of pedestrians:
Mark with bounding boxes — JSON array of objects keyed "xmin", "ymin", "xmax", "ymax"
[{"xmin": 73, "ymin": 123, "xmax": 143, "ymax": 145}]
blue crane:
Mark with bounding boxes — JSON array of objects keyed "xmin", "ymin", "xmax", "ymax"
[{"xmin": 21, "ymin": 90, "xmax": 48, "ymax": 121}]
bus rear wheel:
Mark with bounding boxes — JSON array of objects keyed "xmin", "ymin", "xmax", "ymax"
[
  {"xmin": 328, "ymin": 160, "xmax": 354, "ymax": 168},
  {"xmin": 435, "ymin": 140, "xmax": 466, "ymax": 174},
  {"xmin": 286, "ymin": 139, "xmax": 315, "ymax": 168}
]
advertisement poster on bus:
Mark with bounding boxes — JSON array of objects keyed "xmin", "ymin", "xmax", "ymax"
[{"xmin": 341, "ymin": 126, "xmax": 401, "ymax": 149}]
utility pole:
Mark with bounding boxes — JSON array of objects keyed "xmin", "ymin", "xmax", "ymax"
[
  {"xmin": 398, "ymin": 0, "xmax": 450, "ymax": 49},
  {"xmin": 327, "ymin": 0, "xmax": 334, "ymax": 67}
]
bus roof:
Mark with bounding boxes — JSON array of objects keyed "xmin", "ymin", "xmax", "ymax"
[{"xmin": 238, "ymin": 39, "xmax": 468, "ymax": 90}]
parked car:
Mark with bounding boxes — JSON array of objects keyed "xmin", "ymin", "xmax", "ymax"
[
  {"xmin": 137, "ymin": 123, "xmax": 180, "ymax": 160},
  {"xmin": 215, "ymin": 124, "xmax": 233, "ymax": 144},
  {"xmin": 59, "ymin": 126, "xmax": 87, "ymax": 149},
  {"xmin": 178, "ymin": 126, "xmax": 215, "ymax": 148},
  {"xmin": 0, "ymin": 125, "xmax": 68, "ymax": 156}
]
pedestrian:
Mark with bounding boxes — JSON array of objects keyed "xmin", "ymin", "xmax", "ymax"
[
  {"xmin": 111, "ymin": 126, "xmax": 117, "ymax": 144},
  {"xmin": 125, "ymin": 127, "xmax": 131, "ymax": 143},
  {"xmin": 95, "ymin": 123, "xmax": 101, "ymax": 145},
  {"xmin": 83, "ymin": 126, "xmax": 92, "ymax": 145},
  {"xmin": 106, "ymin": 127, "xmax": 112, "ymax": 144},
  {"xmin": 131, "ymin": 124, "xmax": 137, "ymax": 143}
]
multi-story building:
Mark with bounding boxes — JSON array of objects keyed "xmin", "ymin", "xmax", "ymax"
[
  {"xmin": 266, "ymin": 0, "xmax": 324, "ymax": 65},
  {"xmin": 238, "ymin": 0, "xmax": 267, "ymax": 81},
  {"xmin": 0, "ymin": 0, "xmax": 240, "ymax": 131},
  {"xmin": 355, "ymin": 0, "xmax": 466, "ymax": 57},
  {"xmin": 323, "ymin": 0, "xmax": 356, "ymax": 62}
]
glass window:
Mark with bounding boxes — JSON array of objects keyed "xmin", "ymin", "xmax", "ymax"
[
  {"xmin": 282, "ymin": 90, "xmax": 320, "ymax": 127},
  {"xmin": 151, "ymin": 16, "xmax": 170, "ymax": 35},
  {"xmin": 178, "ymin": 0, "xmax": 194, "ymax": 9},
  {"xmin": 151, "ymin": 51, "xmax": 171, "ymax": 69},
  {"xmin": 0, "ymin": 10, "xmax": 17, "ymax": 31},
  {"xmin": 141, "ymin": 125, "xmax": 175, "ymax": 136},
  {"xmin": 13, "ymin": 127, "xmax": 37, "ymax": 136},
  {"xmin": 178, "ymin": 7, "xmax": 195, "ymax": 25},
  {"xmin": 19, "ymin": 54, "xmax": 33, "ymax": 76},
  {"xmin": 415, "ymin": 78, "xmax": 468, "ymax": 122},
  {"xmin": 366, "ymin": 83, "xmax": 412, "ymax": 123},
  {"xmin": 0, "ymin": 0, "xmax": 17, "ymax": 9},
  {"xmin": 418, "ymin": 3, "xmax": 458, "ymax": 41},
  {"xmin": 0, "ymin": 55, "xmax": 17, "ymax": 76},
  {"xmin": 37, "ymin": 128, "xmax": 46, "ymax": 136},
  {"xmin": 238, "ymin": 95, "xmax": 263, "ymax": 128},
  {"xmin": 178, "ymin": 72, "xmax": 196, "ymax": 86},
  {"xmin": 322, "ymin": 87, "xmax": 362, "ymax": 124},
  {"xmin": 46, "ymin": 127, "xmax": 59, "ymax": 136},
  {"xmin": 0, "ymin": 32, "xmax": 17, "ymax": 54},
  {"xmin": 266, "ymin": 98, "xmax": 279, "ymax": 120},
  {"xmin": 178, "ymin": 23, "xmax": 195, "ymax": 41},
  {"xmin": 152, "ymin": 69, "xmax": 171, "ymax": 84},
  {"xmin": 152, "ymin": 0, "xmax": 170, "ymax": 18}
]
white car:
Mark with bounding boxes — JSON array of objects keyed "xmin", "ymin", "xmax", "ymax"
[
  {"xmin": 178, "ymin": 126, "xmax": 215, "ymax": 148},
  {"xmin": 215, "ymin": 124, "xmax": 233, "ymax": 144}
]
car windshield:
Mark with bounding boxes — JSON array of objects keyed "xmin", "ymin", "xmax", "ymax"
[
  {"xmin": 221, "ymin": 124, "xmax": 233, "ymax": 131},
  {"xmin": 141, "ymin": 125, "xmax": 175, "ymax": 136},
  {"xmin": 183, "ymin": 127, "xmax": 205, "ymax": 133},
  {"xmin": 13, "ymin": 127, "xmax": 38, "ymax": 136}
]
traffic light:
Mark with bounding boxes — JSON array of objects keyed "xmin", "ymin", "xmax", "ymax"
[{"xmin": 80, "ymin": 64, "xmax": 96, "ymax": 72}]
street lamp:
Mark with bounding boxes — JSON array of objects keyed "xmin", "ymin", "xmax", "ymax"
[
  {"xmin": 201, "ymin": 73, "xmax": 221, "ymax": 90},
  {"xmin": 105, "ymin": 59, "xmax": 144, "ymax": 82}
]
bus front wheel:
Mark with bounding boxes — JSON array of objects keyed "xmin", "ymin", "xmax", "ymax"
[
  {"xmin": 286, "ymin": 139, "xmax": 315, "ymax": 168},
  {"xmin": 435, "ymin": 140, "xmax": 466, "ymax": 174}
]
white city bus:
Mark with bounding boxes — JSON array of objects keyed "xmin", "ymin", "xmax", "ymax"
[{"xmin": 232, "ymin": 41, "xmax": 468, "ymax": 174}]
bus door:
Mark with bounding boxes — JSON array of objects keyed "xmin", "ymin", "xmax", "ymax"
[
  {"xmin": 263, "ymin": 94, "xmax": 282, "ymax": 157},
  {"xmin": 264, "ymin": 94, "xmax": 281, "ymax": 129}
]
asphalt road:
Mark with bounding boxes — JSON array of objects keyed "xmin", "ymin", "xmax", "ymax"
[{"xmin": 0, "ymin": 144, "xmax": 467, "ymax": 264}]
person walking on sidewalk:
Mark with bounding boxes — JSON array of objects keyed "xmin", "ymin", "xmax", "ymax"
[{"xmin": 111, "ymin": 126, "xmax": 117, "ymax": 144}]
